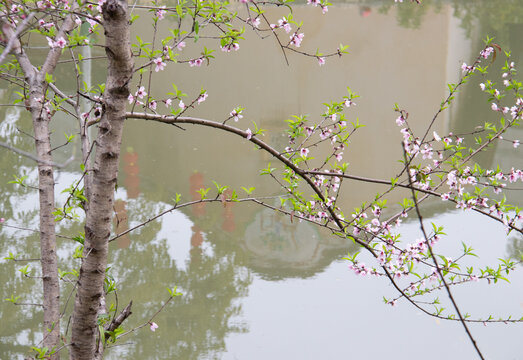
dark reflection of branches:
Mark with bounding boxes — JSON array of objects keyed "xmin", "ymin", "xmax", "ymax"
[
  {"xmin": 507, "ymin": 235, "xmax": 523, "ymax": 264},
  {"xmin": 0, "ymin": 84, "xmax": 86, "ymax": 358},
  {"xmin": 0, "ymin": 86, "xmax": 44, "ymax": 359},
  {"xmin": 378, "ymin": 0, "xmax": 438, "ymax": 29},
  {"xmin": 106, "ymin": 197, "xmax": 251, "ymax": 360},
  {"xmin": 375, "ymin": 0, "xmax": 523, "ymax": 43}
]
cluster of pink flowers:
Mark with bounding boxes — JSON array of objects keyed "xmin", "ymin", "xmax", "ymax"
[
  {"xmin": 348, "ymin": 262, "xmax": 379, "ymax": 276},
  {"xmin": 480, "ymin": 47, "xmax": 494, "ymax": 59},
  {"xmin": 46, "ymin": 36, "xmax": 67, "ymax": 49},
  {"xmin": 221, "ymin": 42, "xmax": 240, "ymax": 52},
  {"xmin": 189, "ymin": 57, "xmax": 204, "ymax": 67},
  {"xmin": 307, "ymin": 0, "xmax": 328, "ymax": 13},
  {"xmin": 38, "ymin": 19, "xmax": 55, "ymax": 29},
  {"xmin": 461, "ymin": 62, "xmax": 475, "ymax": 73},
  {"xmin": 156, "ymin": 6, "xmax": 166, "ymax": 20},
  {"xmin": 290, "ymin": 32, "xmax": 304, "ymax": 47},
  {"xmin": 278, "ymin": 17, "xmax": 292, "ymax": 33},
  {"xmin": 128, "ymin": 86, "xmax": 147, "ymax": 105}
]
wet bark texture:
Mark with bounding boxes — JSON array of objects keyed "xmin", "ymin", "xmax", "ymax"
[{"xmin": 70, "ymin": 1, "xmax": 133, "ymax": 359}]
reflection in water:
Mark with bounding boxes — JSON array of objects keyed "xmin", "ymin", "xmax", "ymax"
[
  {"xmin": 221, "ymin": 189, "xmax": 236, "ymax": 233},
  {"xmin": 189, "ymin": 171, "xmax": 206, "ymax": 217},
  {"xmin": 114, "ymin": 200, "xmax": 130, "ymax": 249},
  {"xmin": 1, "ymin": 1, "xmax": 523, "ymax": 359},
  {"xmin": 123, "ymin": 147, "xmax": 141, "ymax": 199}
]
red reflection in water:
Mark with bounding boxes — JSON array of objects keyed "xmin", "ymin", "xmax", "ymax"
[
  {"xmin": 360, "ymin": 6, "xmax": 371, "ymax": 17},
  {"xmin": 221, "ymin": 188, "xmax": 236, "ymax": 232},
  {"xmin": 189, "ymin": 171, "xmax": 206, "ymax": 216},
  {"xmin": 114, "ymin": 199, "xmax": 130, "ymax": 249},
  {"xmin": 123, "ymin": 147, "xmax": 140, "ymax": 199},
  {"xmin": 190, "ymin": 225, "xmax": 203, "ymax": 264}
]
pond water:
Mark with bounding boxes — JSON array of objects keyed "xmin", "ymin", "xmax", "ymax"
[{"xmin": 0, "ymin": 1, "xmax": 523, "ymax": 359}]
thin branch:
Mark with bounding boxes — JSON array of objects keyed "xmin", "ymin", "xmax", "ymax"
[
  {"xmin": 0, "ymin": 12, "xmax": 35, "ymax": 65},
  {"xmin": 403, "ymin": 144, "xmax": 485, "ymax": 360},
  {"xmin": 13, "ymin": 302, "xmax": 44, "ymax": 307},
  {"xmin": 0, "ymin": 140, "xmax": 72, "ymax": 168}
]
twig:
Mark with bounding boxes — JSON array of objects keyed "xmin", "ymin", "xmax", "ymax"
[{"xmin": 403, "ymin": 143, "xmax": 485, "ymax": 360}]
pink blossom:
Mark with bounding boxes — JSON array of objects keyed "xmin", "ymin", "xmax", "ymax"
[
  {"xmin": 149, "ymin": 100, "xmax": 157, "ymax": 110},
  {"xmin": 0, "ymin": 218, "xmax": 4, "ymax": 223},
  {"xmin": 135, "ymin": 86, "xmax": 147, "ymax": 99},
  {"xmin": 322, "ymin": 6, "xmax": 328, "ymax": 14},
  {"xmin": 197, "ymin": 92, "xmax": 208, "ymax": 104},
  {"xmin": 128, "ymin": 94, "xmax": 135, "ymax": 104},
  {"xmin": 461, "ymin": 62, "xmax": 474, "ymax": 73},
  {"xmin": 306, "ymin": 126, "xmax": 314, "ymax": 136},
  {"xmin": 177, "ymin": 41, "xmax": 186, "ymax": 51},
  {"xmin": 46, "ymin": 37, "xmax": 55, "ymax": 48},
  {"xmin": 221, "ymin": 42, "xmax": 240, "ymax": 52},
  {"xmin": 189, "ymin": 58, "xmax": 203, "ymax": 67},
  {"xmin": 246, "ymin": 128, "xmax": 252, "ymax": 140},
  {"xmin": 433, "ymin": 131, "xmax": 441, "ymax": 142},
  {"xmin": 150, "ymin": 322, "xmax": 158, "ymax": 332},
  {"xmin": 326, "ymin": 196, "xmax": 335, "ymax": 207},
  {"xmin": 248, "ymin": 17, "xmax": 261, "ymax": 28},
  {"xmin": 480, "ymin": 47, "xmax": 493, "ymax": 59},
  {"xmin": 318, "ymin": 57, "xmax": 325, "ymax": 66},
  {"xmin": 179, "ymin": 100, "xmax": 185, "ymax": 109},
  {"xmin": 344, "ymin": 99, "xmax": 355, "ymax": 107},
  {"xmin": 395, "ymin": 115, "xmax": 405, "ymax": 126},
  {"xmin": 55, "ymin": 37, "xmax": 67, "ymax": 48},
  {"xmin": 290, "ymin": 32, "xmax": 304, "ymax": 47},
  {"xmin": 153, "ymin": 57, "xmax": 166, "ymax": 72},
  {"xmin": 230, "ymin": 108, "xmax": 243, "ymax": 122},
  {"xmin": 300, "ymin": 147, "xmax": 310, "ymax": 158},
  {"xmin": 165, "ymin": 98, "xmax": 172, "ymax": 107},
  {"xmin": 278, "ymin": 17, "xmax": 292, "ymax": 33},
  {"xmin": 513, "ymin": 140, "xmax": 520, "ymax": 148},
  {"xmin": 156, "ymin": 6, "xmax": 166, "ymax": 20},
  {"xmin": 491, "ymin": 103, "xmax": 498, "ymax": 111},
  {"xmin": 479, "ymin": 83, "xmax": 486, "ymax": 91}
]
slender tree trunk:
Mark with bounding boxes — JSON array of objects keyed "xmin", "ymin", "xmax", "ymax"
[
  {"xmin": 2, "ymin": 8, "xmax": 76, "ymax": 357},
  {"xmin": 70, "ymin": 1, "xmax": 133, "ymax": 358},
  {"xmin": 30, "ymin": 86, "xmax": 61, "ymax": 359}
]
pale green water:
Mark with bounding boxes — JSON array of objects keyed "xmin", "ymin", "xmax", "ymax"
[{"xmin": 0, "ymin": 2, "xmax": 523, "ymax": 359}]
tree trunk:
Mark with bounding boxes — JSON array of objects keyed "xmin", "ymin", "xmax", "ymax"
[
  {"xmin": 70, "ymin": 1, "xmax": 133, "ymax": 359},
  {"xmin": 3, "ymin": 10, "xmax": 75, "ymax": 358},
  {"xmin": 31, "ymin": 85, "xmax": 61, "ymax": 360}
]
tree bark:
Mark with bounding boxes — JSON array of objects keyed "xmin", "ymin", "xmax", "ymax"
[
  {"xmin": 2, "ymin": 8, "xmax": 76, "ymax": 358},
  {"xmin": 31, "ymin": 86, "xmax": 61, "ymax": 360},
  {"xmin": 70, "ymin": 1, "xmax": 133, "ymax": 358}
]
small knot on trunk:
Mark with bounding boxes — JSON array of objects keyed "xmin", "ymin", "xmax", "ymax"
[{"xmin": 102, "ymin": 0, "xmax": 125, "ymax": 18}]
